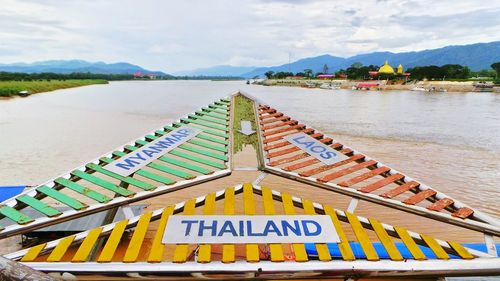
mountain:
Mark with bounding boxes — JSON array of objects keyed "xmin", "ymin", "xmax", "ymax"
[
  {"xmin": 173, "ymin": 65, "xmax": 256, "ymax": 77},
  {"xmin": 0, "ymin": 60, "xmax": 168, "ymax": 75},
  {"xmin": 240, "ymin": 41, "xmax": 500, "ymax": 78}
]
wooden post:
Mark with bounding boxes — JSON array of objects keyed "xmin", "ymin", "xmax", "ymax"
[{"xmin": 0, "ymin": 256, "xmax": 56, "ymax": 281}]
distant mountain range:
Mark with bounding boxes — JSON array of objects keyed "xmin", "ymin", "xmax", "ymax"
[
  {"xmin": 173, "ymin": 65, "xmax": 256, "ymax": 77},
  {"xmin": 181, "ymin": 41, "xmax": 500, "ymax": 78},
  {"xmin": 0, "ymin": 60, "xmax": 168, "ymax": 76}
]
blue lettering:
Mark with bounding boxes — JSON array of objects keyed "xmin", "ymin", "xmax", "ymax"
[
  {"xmin": 320, "ymin": 151, "xmax": 337, "ymax": 159},
  {"xmin": 198, "ymin": 220, "xmax": 218, "ymax": 236},
  {"xmin": 263, "ymin": 221, "xmax": 282, "ymax": 236},
  {"xmin": 281, "ymin": 220, "xmax": 301, "ymax": 236},
  {"xmin": 157, "ymin": 138, "xmax": 177, "ymax": 147},
  {"xmin": 310, "ymin": 146, "xmax": 326, "ymax": 153},
  {"xmin": 247, "ymin": 221, "xmax": 265, "ymax": 236},
  {"xmin": 177, "ymin": 129, "xmax": 189, "ymax": 135},
  {"xmin": 115, "ymin": 158, "xmax": 140, "ymax": 170},
  {"xmin": 239, "ymin": 220, "xmax": 244, "ymax": 236},
  {"xmin": 129, "ymin": 152, "xmax": 146, "ymax": 161},
  {"xmin": 218, "ymin": 221, "xmax": 238, "ymax": 236},
  {"xmin": 302, "ymin": 220, "xmax": 321, "ymax": 236},
  {"xmin": 181, "ymin": 220, "xmax": 199, "ymax": 236},
  {"xmin": 143, "ymin": 149, "xmax": 160, "ymax": 158}
]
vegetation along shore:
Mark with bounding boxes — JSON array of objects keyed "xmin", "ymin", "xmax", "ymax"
[{"xmin": 0, "ymin": 79, "xmax": 108, "ymax": 97}]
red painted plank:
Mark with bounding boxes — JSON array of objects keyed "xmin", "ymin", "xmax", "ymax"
[
  {"xmin": 317, "ymin": 160, "xmax": 378, "ymax": 183},
  {"xmin": 267, "ymin": 138, "xmax": 332, "ymax": 159},
  {"xmin": 338, "ymin": 166, "xmax": 391, "ymax": 187},
  {"xmin": 268, "ymin": 152, "xmax": 310, "ymax": 166},
  {"xmin": 379, "ymin": 180, "xmax": 419, "ymax": 198},
  {"xmin": 262, "ymin": 120, "xmax": 298, "ymax": 131},
  {"xmin": 261, "ymin": 108, "xmax": 277, "ymax": 114},
  {"xmin": 260, "ymin": 112, "xmax": 283, "ymax": 120},
  {"xmin": 262, "ymin": 124, "xmax": 306, "ymax": 137},
  {"xmin": 452, "ymin": 207, "xmax": 474, "ymax": 219},
  {"xmin": 263, "ymin": 128, "xmax": 314, "ymax": 144},
  {"xmin": 264, "ymin": 133, "xmax": 324, "ymax": 151},
  {"xmin": 357, "ymin": 172, "xmax": 403, "ymax": 193},
  {"xmin": 403, "ymin": 189, "xmax": 437, "ymax": 205},
  {"xmin": 299, "ymin": 153, "xmax": 363, "ymax": 177},
  {"xmin": 427, "ymin": 198, "xmax": 454, "ymax": 211},
  {"xmin": 260, "ymin": 115, "xmax": 290, "ymax": 125},
  {"xmin": 259, "ymin": 105, "xmax": 269, "ymax": 110}
]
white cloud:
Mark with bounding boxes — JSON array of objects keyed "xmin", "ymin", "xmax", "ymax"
[{"xmin": 0, "ymin": 0, "xmax": 498, "ymax": 72}]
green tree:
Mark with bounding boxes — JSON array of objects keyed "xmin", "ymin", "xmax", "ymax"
[
  {"xmin": 491, "ymin": 62, "xmax": 500, "ymax": 78},
  {"xmin": 304, "ymin": 69, "xmax": 313, "ymax": 78},
  {"xmin": 264, "ymin": 71, "xmax": 274, "ymax": 79},
  {"xmin": 351, "ymin": 62, "xmax": 363, "ymax": 68}
]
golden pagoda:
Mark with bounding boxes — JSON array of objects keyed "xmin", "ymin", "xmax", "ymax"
[
  {"xmin": 397, "ymin": 64, "xmax": 404, "ymax": 74},
  {"xmin": 378, "ymin": 60, "xmax": 395, "ymax": 74}
]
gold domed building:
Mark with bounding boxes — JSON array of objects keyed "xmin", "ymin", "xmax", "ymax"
[
  {"xmin": 378, "ymin": 60, "xmax": 395, "ymax": 75},
  {"xmin": 368, "ymin": 61, "xmax": 410, "ymax": 81}
]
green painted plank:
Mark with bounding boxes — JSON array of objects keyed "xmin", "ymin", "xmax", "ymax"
[
  {"xmin": 219, "ymin": 98, "xmax": 230, "ymax": 103},
  {"xmin": 37, "ymin": 185, "xmax": 87, "ymax": 210},
  {"xmin": 87, "ymin": 163, "xmax": 155, "ymax": 191},
  {"xmin": 135, "ymin": 140, "xmax": 213, "ymax": 175},
  {"xmin": 181, "ymin": 118, "xmax": 229, "ymax": 132},
  {"xmin": 0, "ymin": 205, "xmax": 34, "ymax": 224},
  {"xmin": 189, "ymin": 114, "xmax": 227, "ymax": 125},
  {"xmin": 169, "ymin": 150, "xmax": 226, "ymax": 169},
  {"xmin": 209, "ymin": 104, "xmax": 229, "ymax": 110},
  {"xmin": 195, "ymin": 110, "xmax": 229, "ymax": 121},
  {"xmin": 71, "ymin": 170, "xmax": 135, "ymax": 197},
  {"xmin": 202, "ymin": 107, "xmax": 229, "ymax": 117},
  {"xmin": 55, "ymin": 178, "xmax": 111, "ymax": 203},
  {"xmin": 174, "ymin": 122, "xmax": 227, "ymax": 138},
  {"xmin": 179, "ymin": 144, "xmax": 228, "ymax": 161},
  {"xmin": 100, "ymin": 157, "xmax": 176, "ymax": 185},
  {"xmin": 215, "ymin": 100, "xmax": 230, "ymax": 106},
  {"xmin": 17, "ymin": 195, "xmax": 62, "ymax": 217},
  {"xmin": 120, "ymin": 147, "xmax": 195, "ymax": 179}
]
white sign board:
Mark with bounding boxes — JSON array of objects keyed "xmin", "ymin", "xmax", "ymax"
[
  {"xmin": 162, "ymin": 215, "xmax": 340, "ymax": 244},
  {"xmin": 283, "ymin": 132, "xmax": 348, "ymax": 165},
  {"xmin": 104, "ymin": 127, "xmax": 202, "ymax": 176}
]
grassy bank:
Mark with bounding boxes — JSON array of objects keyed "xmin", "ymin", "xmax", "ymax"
[
  {"xmin": 0, "ymin": 79, "xmax": 108, "ymax": 97},
  {"xmin": 232, "ymin": 94, "xmax": 260, "ymax": 154}
]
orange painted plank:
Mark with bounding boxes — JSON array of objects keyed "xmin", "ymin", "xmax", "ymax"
[
  {"xmin": 260, "ymin": 115, "xmax": 290, "ymax": 125},
  {"xmin": 268, "ymin": 152, "xmax": 310, "ymax": 166},
  {"xmin": 260, "ymin": 112, "xmax": 283, "ymax": 120},
  {"xmin": 262, "ymin": 124, "xmax": 306, "ymax": 137},
  {"xmin": 380, "ymin": 180, "xmax": 419, "ymax": 198},
  {"xmin": 260, "ymin": 108, "xmax": 277, "ymax": 114},
  {"xmin": 300, "ymin": 154, "xmax": 364, "ymax": 177},
  {"xmin": 259, "ymin": 105, "xmax": 270, "ymax": 110},
  {"xmin": 359, "ymin": 173, "xmax": 405, "ymax": 193},
  {"xmin": 427, "ymin": 198, "xmax": 454, "ymax": 211},
  {"xmin": 262, "ymin": 120, "xmax": 298, "ymax": 130},
  {"xmin": 263, "ymin": 128, "xmax": 314, "ymax": 144},
  {"xmin": 452, "ymin": 207, "xmax": 474, "ymax": 219},
  {"xmin": 267, "ymin": 138, "xmax": 332, "ymax": 159},
  {"xmin": 283, "ymin": 145, "xmax": 346, "ymax": 172},
  {"xmin": 338, "ymin": 166, "xmax": 391, "ymax": 187},
  {"xmin": 403, "ymin": 189, "xmax": 437, "ymax": 205},
  {"xmin": 317, "ymin": 160, "xmax": 378, "ymax": 183}
]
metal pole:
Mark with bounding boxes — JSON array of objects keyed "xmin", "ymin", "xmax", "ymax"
[{"xmin": 0, "ymin": 256, "xmax": 56, "ymax": 281}]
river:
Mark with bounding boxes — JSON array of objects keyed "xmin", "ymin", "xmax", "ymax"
[{"xmin": 0, "ymin": 80, "xmax": 499, "ymax": 218}]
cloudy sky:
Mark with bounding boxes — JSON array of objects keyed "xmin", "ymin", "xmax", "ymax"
[{"xmin": 1, "ymin": 0, "xmax": 499, "ymax": 72}]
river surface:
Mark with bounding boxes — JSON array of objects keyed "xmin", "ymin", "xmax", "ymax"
[{"xmin": 0, "ymin": 80, "xmax": 499, "ymax": 218}]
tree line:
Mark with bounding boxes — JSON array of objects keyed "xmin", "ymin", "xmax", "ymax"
[
  {"xmin": 0, "ymin": 71, "xmax": 178, "ymax": 81},
  {"xmin": 264, "ymin": 62, "xmax": 500, "ymax": 81}
]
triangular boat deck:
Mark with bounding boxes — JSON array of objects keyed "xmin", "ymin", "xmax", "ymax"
[{"xmin": 1, "ymin": 92, "xmax": 499, "ymax": 279}]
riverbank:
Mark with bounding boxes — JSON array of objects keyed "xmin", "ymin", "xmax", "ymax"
[
  {"xmin": 258, "ymin": 79, "xmax": 500, "ymax": 92},
  {"xmin": 0, "ymin": 79, "xmax": 108, "ymax": 97}
]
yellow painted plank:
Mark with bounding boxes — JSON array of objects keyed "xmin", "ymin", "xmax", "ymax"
[
  {"xmin": 198, "ymin": 193, "xmax": 216, "ymax": 263},
  {"xmin": 281, "ymin": 192, "xmax": 308, "ymax": 262},
  {"xmin": 346, "ymin": 212, "xmax": 379, "ymax": 261},
  {"xmin": 394, "ymin": 226, "xmax": 426, "ymax": 260},
  {"xmin": 448, "ymin": 241, "xmax": 474, "ymax": 259},
  {"xmin": 243, "ymin": 183, "xmax": 259, "ymax": 262},
  {"xmin": 47, "ymin": 236, "xmax": 76, "ymax": 262},
  {"xmin": 368, "ymin": 218, "xmax": 403, "ymax": 261},
  {"xmin": 302, "ymin": 199, "xmax": 331, "ymax": 261},
  {"xmin": 123, "ymin": 212, "xmax": 152, "ymax": 263},
  {"xmin": 173, "ymin": 198, "xmax": 196, "ymax": 263},
  {"xmin": 97, "ymin": 220, "xmax": 129, "ymax": 263},
  {"xmin": 222, "ymin": 187, "xmax": 235, "ymax": 263},
  {"xmin": 262, "ymin": 187, "xmax": 284, "ymax": 262},
  {"xmin": 21, "ymin": 243, "xmax": 46, "ymax": 262},
  {"xmin": 147, "ymin": 206, "xmax": 174, "ymax": 263},
  {"xmin": 323, "ymin": 205, "xmax": 355, "ymax": 261},
  {"xmin": 421, "ymin": 234, "xmax": 449, "ymax": 260},
  {"xmin": 72, "ymin": 228, "xmax": 102, "ymax": 262}
]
